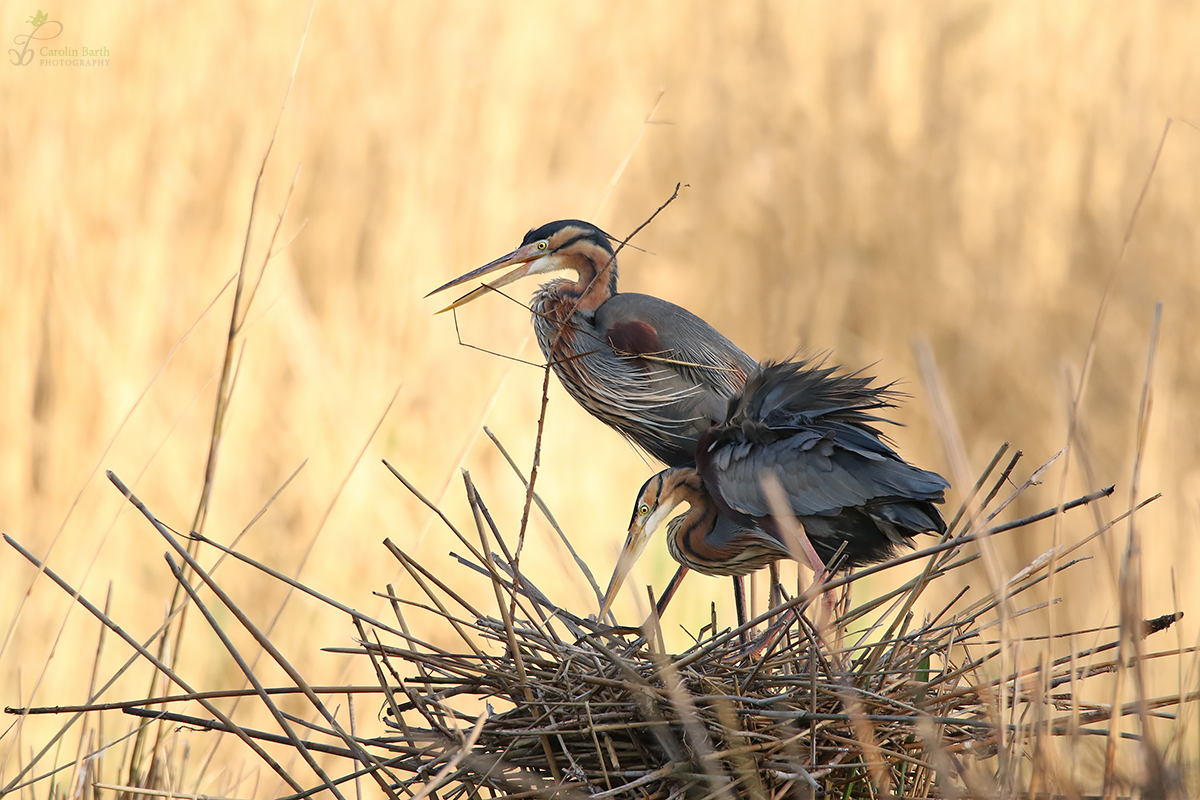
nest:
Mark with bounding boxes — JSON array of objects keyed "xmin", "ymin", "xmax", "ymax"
[{"xmin": 319, "ymin": 444, "xmax": 1172, "ymax": 800}]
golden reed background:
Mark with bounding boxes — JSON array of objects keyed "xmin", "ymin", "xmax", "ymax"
[{"xmin": 2, "ymin": 1, "xmax": 1198, "ymax": 792}]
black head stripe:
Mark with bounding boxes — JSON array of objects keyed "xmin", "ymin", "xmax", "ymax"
[
  {"xmin": 520, "ymin": 220, "xmax": 615, "ymax": 255},
  {"xmin": 628, "ymin": 473, "xmax": 663, "ymax": 527}
]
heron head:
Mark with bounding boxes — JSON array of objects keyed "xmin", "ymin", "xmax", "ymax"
[
  {"xmin": 426, "ymin": 220, "xmax": 617, "ymax": 312},
  {"xmin": 599, "ymin": 469, "xmax": 697, "ymax": 619}
]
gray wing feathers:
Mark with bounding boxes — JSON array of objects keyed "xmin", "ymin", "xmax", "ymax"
[
  {"xmin": 706, "ymin": 360, "xmax": 948, "ymax": 520},
  {"xmin": 715, "ymin": 431, "xmax": 947, "ymax": 518}
]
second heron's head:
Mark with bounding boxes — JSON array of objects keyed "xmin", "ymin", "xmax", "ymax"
[
  {"xmin": 426, "ymin": 220, "xmax": 618, "ymax": 313},
  {"xmin": 599, "ymin": 468, "xmax": 704, "ymax": 618}
]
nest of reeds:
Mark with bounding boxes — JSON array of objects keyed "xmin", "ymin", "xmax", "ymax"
[{"xmin": 305, "ymin": 443, "xmax": 1173, "ymax": 800}]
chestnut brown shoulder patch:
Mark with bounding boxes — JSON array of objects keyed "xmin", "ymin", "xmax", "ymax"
[{"xmin": 606, "ymin": 320, "xmax": 662, "ymax": 357}]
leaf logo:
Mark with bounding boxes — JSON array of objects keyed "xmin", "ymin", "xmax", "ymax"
[{"xmin": 10, "ymin": 9, "xmax": 62, "ymax": 65}]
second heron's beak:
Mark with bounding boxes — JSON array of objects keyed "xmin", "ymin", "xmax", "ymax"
[
  {"xmin": 599, "ymin": 519, "xmax": 655, "ymax": 619},
  {"xmin": 425, "ymin": 242, "xmax": 547, "ymax": 313}
]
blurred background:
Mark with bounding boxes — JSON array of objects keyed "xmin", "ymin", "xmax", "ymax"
[{"xmin": 2, "ymin": 1, "xmax": 1198, "ymax": 794}]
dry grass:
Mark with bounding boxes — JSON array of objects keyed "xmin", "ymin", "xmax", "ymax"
[{"xmin": 2, "ymin": 1, "xmax": 1199, "ymax": 797}]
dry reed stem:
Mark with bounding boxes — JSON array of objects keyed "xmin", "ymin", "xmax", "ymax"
[
  {"xmin": 2, "ymin": 535, "xmax": 305, "ymax": 793},
  {"xmin": 108, "ymin": 9, "xmax": 317, "ymax": 789}
]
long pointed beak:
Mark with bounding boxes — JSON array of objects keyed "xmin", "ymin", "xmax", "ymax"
[
  {"xmin": 425, "ymin": 243, "xmax": 544, "ymax": 313},
  {"xmin": 599, "ymin": 520, "xmax": 655, "ymax": 618}
]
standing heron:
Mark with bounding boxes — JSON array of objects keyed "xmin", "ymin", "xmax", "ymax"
[
  {"xmin": 426, "ymin": 220, "xmax": 757, "ymax": 466},
  {"xmin": 600, "ymin": 359, "xmax": 949, "ymax": 618}
]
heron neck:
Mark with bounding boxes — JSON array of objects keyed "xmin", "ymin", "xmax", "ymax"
[
  {"xmin": 678, "ymin": 493, "xmax": 719, "ymax": 534},
  {"xmin": 557, "ymin": 246, "xmax": 618, "ymax": 315},
  {"xmin": 664, "ymin": 470, "xmax": 723, "ymax": 562},
  {"xmin": 661, "ymin": 468, "xmax": 711, "ymax": 517}
]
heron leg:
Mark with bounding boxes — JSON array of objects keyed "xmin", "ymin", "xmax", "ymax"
[
  {"xmin": 788, "ymin": 523, "xmax": 839, "ymax": 630},
  {"xmin": 653, "ymin": 565, "xmax": 690, "ymax": 619},
  {"xmin": 732, "ymin": 576, "xmax": 751, "ymax": 644},
  {"xmin": 794, "ymin": 530, "xmax": 828, "ymax": 581}
]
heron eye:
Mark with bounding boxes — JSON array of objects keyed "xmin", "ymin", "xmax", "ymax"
[
  {"xmin": 537, "ymin": 240, "xmax": 548, "ymax": 251},
  {"xmin": 639, "ymin": 503, "xmax": 650, "ymax": 517}
]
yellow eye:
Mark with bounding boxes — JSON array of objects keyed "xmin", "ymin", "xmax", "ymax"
[
  {"xmin": 639, "ymin": 503, "xmax": 650, "ymax": 517},
  {"xmin": 537, "ymin": 240, "xmax": 548, "ymax": 250}
]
